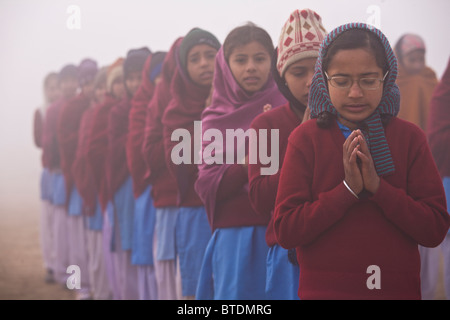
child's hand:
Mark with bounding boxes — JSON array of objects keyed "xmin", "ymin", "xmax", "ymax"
[
  {"xmin": 354, "ymin": 131, "xmax": 380, "ymax": 194},
  {"xmin": 343, "ymin": 130, "xmax": 364, "ymax": 195}
]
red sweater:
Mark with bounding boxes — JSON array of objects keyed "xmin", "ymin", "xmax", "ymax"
[
  {"xmin": 274, "ymin": 117, "xmax": 450, "ymax": 300},
  {"xmin": 248, "ymin": 103, "xmax": 302, "ymax": 246}
]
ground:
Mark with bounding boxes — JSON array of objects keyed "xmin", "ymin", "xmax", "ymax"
[{"xmin": 0, "ymin": 199, "xmax": 446, "ymax": 300}]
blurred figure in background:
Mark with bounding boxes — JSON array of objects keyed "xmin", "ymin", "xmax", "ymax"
[
  {"xmin": 395, "ymin": 33, "xmax": 438, "ymax": 131},
  {"xmin": 395, "ymin": 33, "xmax": 441, "ymax": 299},
  {"xmin": 427, "ymin": 57, "xmax": 450, "ymax": 300},
  {"xmin": 33, "ymin": 72, "xmax": 60, "ymax": 284}
]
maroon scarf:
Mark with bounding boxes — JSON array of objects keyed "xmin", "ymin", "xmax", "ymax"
[
  {"xmin": 126, "ymin": 54, "xmax": 156, "ymax": 198},
  {"xmin": 428, "ymin": 58, "xmax": 450, "ymax": 177},
  {"xmin": 161, "ymin": 53, "xmax": 211, "ymax": 205}
]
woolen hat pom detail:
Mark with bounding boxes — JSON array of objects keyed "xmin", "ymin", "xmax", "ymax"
[{"xmin": 277, "ymin": 9, "xmax": 327, "ymax": 77}]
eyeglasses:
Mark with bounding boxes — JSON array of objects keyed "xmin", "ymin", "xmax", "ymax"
[{"xmin": 324, "ymin": 71, "xmax": 389, "ymax": 90}]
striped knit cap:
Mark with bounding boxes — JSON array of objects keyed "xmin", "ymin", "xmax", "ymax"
[{"xmin": 309, "ymin": 23, "xmax": 400, "ymax": 176}]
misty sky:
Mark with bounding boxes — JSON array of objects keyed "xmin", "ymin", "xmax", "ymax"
[{"xmin": 0, "ymin": 0, "xmax": 449, "ymax": 210}]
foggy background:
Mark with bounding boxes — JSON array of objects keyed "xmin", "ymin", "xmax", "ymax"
[{"xmin": 1, "ymin": 0, "xmax": 449, "ymax": 212}]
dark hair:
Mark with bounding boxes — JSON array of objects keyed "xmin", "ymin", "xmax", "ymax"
[
  {"xmin": 318, "ymin": 29, "xmax": 391, "ymax": 128},
  {"xmin": 223, "ymin": 22, "xmax": 274, "ymax": 63}
]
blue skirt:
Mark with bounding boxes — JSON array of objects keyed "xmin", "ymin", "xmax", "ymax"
[
  {"xmin": 85, "ymin": 200, "xmax": 103, "ymax": 231},
  {"xmin": 68, "ymin": 186, "xmax": 83, "ymax": 216},
  {"xmin": 266, "ymin": 244, "xmax": 300, "ymax": 300},
  {"xmin": 443, "ymin": 177, "xmax": 450, "ymax": 234},
  {"xmin": 196, "ymin": 226, "xmax": 269, "ymax": 300},
  {"xmin": 113, "ymin": 176, "xmax": 135, "ymax": 251},
  {"xmin": 51, "ymin": 172, "xmax": 66, "ymax": 206},
  {"xmin": 131, "ymin": 185, "xmax": 156, "ymax": 266},
  {"xmin": 176, "ymin": 206, "xmax": 211, "ymax": 296},
  {"xmin": 155, "ymin": 207, "xmax": 179, "ymax": 261}
]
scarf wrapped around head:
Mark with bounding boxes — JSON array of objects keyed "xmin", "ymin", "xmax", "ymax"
[
  {"xmin": 309, "ymin": 22, "xmax": 400, "ymax": 176},
  {"xmin": 195, "ymin": 47, "xmax": 286, "ymax": 227}
]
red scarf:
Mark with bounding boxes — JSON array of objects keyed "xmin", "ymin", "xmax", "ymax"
[
  {"xmin": 162, "ymin": 59, "xmax": 211, "ymax": 205},
  {"xmin": 87, "ymin": 93, "xmax": 121, "ymax": 211},
  {"xmin": 106, "ymin": 96, "xmax": 132, "ymax": 200},
  {"xmin": 428, "ymin": 58, "xmax": 450, "ymax": 177},
  {"xmin": 57, "ymin": 93, "xmax": 91, "ymax": 205},
  {"xmin": 72, "ymin": 107, "xmax": 98, "ymax": 215},
  {"xmin": 126, "ymin": 55, "xmax": 156, "ymax": 198}
]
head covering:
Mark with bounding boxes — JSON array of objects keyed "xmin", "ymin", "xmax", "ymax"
[
  {"xmin": 277, "ymin": 9, "xmax": 327, "ymax": 77},
  {"xmin": 123, "ymin": 47, "xmax": 151, "ymax": 79},
  {"xmin": 161, "ymin": 40, "xmax": 213, "ymax": 205},
  {"xmin": 78, "ymin": 58, "xmax": 98, "ymax": 87},
  {"xmin": 427, "ymin": 57, "xmax": 450, "ymax": 177},
  {"xmin": 309, "ymin": 22, "xmax": 400, "ymax": 176},
  {"xmin": 58, "ymin": 64, "xmax": 78, "ymax": 82},
  {"xmin": 195, "ymin": 47, "xmax": 286, "ymax": 228},
  {"xmin": 179, "ymin": 28, "xmax": 221, "ymax": 73},
  {"xmin": 398, "ymin": 33, "xmax": 426, "ymax": 58},
  {"xmin": 106, "ymin": 58, "xmax": 124, "ymax": 93}
]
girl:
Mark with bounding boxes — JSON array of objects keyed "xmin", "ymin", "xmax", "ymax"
[
  {"xmin": 248, "ymin": 9, "xmax": 326, "ymax": 300},
  {"xmin": 142, "ymin": 38, "xmax": 182, "ymax": 300},
  {"xmin": 395, "ymin": 33, "xmax": 438, "ymax": 132},
  {"xmin": 57, "ymin": 58, "xmax": 99, "ymax": 300},
  {"xmin": 106, "ymin": 47, "xmax": 151, "ymax": 300},
  {"xmin": 194, "ymin": 23, "xmax": 286, "ymax": 300},
  {"xmin": 273, "ymin": 23, "xmax": 450, "ymax": 300},
  {"xmin": 87, "ymin": 58, "xmax": 125, "ymax": 299},
  {"xmin": 34, "ymin": 72, "xmax": 60, "ymax": 284},
  {"xmin": 72, "ymin": 66, "xmax": 112, "ymax": 300},
  {"xmin": 127, "ymin": 51, "xmax": 166, "ymax": 300},
  {"xmin": 42, "ymin": 64, "xmax": 79, "ymax": 286},
  {"xmin": 161, "ymin": 28, "xmax": 220, "ymax": 299},
  {"xmin": 427, "ymin": 57, "xmax": 450, "ymax": 299}
]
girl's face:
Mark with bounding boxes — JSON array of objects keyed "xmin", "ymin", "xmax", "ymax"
[
  {"xmin": 402, "ymin": 50, "xmax": 425, "ymax": 75},
  {"xmin": 45, "ymin": 78, "xmax": 61, "ymax": 104},
  {"xmin": 326, "ymin": 48, "xmax": 384, "ymax": 129},
  {"xmin": 94, "ymin": 84, "xmax": 106, "ymax": 105},
  {"xmin": 187, "ymin": 44, "xmax": 217, "ymax": 87},
  {"xmin": 284, "ymin": 57, "xmax": 317, "ymax": 107},
  {"xmin": 125, "ymin": 71, "xmax": 142, "ymax": 97},
  {"xmin": 112, "ymin": 77, "xmax": 125, "ymax": 99},
  {"xmin": 228, "ymin": 41, "xmax": 271, "ymax": 94}
]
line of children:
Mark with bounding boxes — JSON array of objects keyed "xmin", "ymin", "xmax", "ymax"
[{"xmin": 35, "ymin": 10, "xmax": 450, "ymax": 300}]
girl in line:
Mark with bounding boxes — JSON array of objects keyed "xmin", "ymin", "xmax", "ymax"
[
  {"xmin": 57, "ymin": 58, "xmax": 99, "ymax": 300},
  {"xmin": 427, "ymin": 57, "xmax": 450, "ymax": 299},
  {"xmin": 142, "ymin": 38, "xmax": 183, "ymax": 300},
  {"xmin": 106, "ymin": 47, "xmax": 151, "ymax": 300},
  {"xmin": 87, "ymin": 58, "xmax": 126, "ymax": 299},
  {"xmin": 195, "ymin": 23, "xmax": 286, "ymax": 300},
  {"xmin": 273, "ymin": 23, "xmax": 450, "ymax": 299},
  {"xmin": 127, "ymin": 51, "xmax": 166, "ymax": 300},
  {"xmin": 162, "ymin": 28, "xmax": 220, "ymax": 299},
  {"xmin": 248, "ymin": 9, "xmax": 326, "ymax": 300},
  {"xmin": 72, "ymin": 66, "xmax": 112, "ymax": 300},
  {"xmin": 33, "ymin": 72, "xmax": 60, "ymax": 284},
  {"xmin": 41, "ymin": 64, "xmax": 79, "ymax": 286}
]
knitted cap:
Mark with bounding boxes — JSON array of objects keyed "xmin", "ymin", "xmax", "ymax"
[
  {"xmin": 58, "ymin": 64, "xmax": 78, "ymax": 82},
  {"xmin": 123, "ymin": 47, "xmax": 151, "ymax": 78},
  {"xmin": 277, "ymin": 9, "xmax": 327, "ymax": 77},
  {"xmin": 78, "ymin": 58, "xmax": 98, "ymax": 87},
  {"xmin": 179, "ymin": 28, "xmax": 221, "ymax": 72}
]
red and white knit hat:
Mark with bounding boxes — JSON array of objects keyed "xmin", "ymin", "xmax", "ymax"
[{"xmin": 277, "ymin": 9, "xmax": 327, "ymax": 77}]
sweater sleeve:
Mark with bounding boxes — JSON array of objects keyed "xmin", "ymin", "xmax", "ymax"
[
  {"xmin": 370, "ymin": 139, "xmax": 450, "ymax": 247},
  {"xmin": 274, "ymin": 134, "xmax": 359, "ymax": 248}
]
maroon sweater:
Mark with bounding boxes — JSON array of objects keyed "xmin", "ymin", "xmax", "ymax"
[
  {"xmin": 248, "ymin": 103, "xmax": 302, "ymax": 246},
  {"xmin": 274, "ymin": 117, "xmax": 450, "ymax": 300}
]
